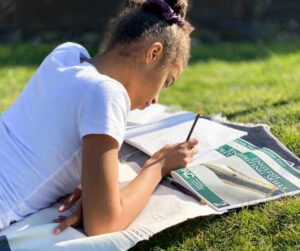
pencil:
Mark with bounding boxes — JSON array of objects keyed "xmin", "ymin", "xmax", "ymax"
[{"xmin": 186, "ymin": 113, "xmax": 200, "ymax": 141}]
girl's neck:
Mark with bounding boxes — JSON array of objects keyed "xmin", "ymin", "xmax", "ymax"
[
  {"xmin": 89, "ymin": 51, "xmax": 128, "ymax": 86},
  {"xmin": 87, "ymin": 50, "xmax": 137, "ymax": 110}
]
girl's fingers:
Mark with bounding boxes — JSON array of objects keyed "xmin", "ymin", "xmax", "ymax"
[
  {"xmin": 181, "ymin": 138, "xmax": 198, "ymax": 150},
  {"xmin": 55, "ymin": 196, "xmax": 82, "ymax": 234},
  {"xmin": 54, "ymin": 216, "xmax": 77, "ymax": 234},
  {"xmin": 72, "ymin": 187, "xmax": 82, "ymax": 199},
  {"xmin": 52, "ymin": 215, "xmax": 67, "ymax": 223},
  {"xmin": 187, "ymin": 138, "xmax": 198, "ymax": 148},
  {"xmin": 191, "ymin": 147, "xmax": 198, "ymax": 156},
  {"xmin": 58, "ymin": 190, "xmax": 81, "ymax": 211}
]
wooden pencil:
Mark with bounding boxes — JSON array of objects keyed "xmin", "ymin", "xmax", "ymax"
[{"xmin": 186, "ymin": 113, "xmax": 200, "ymax": 141}]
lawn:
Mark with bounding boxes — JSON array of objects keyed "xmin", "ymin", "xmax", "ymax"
[{"xmin": 0, "ymin": 40, "xmax": 299, "ymax": 250}]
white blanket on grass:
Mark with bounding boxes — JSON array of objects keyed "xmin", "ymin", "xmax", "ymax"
[{"xmin": 0, "ymin": 104, "xmax": 221, "ymax": 251}]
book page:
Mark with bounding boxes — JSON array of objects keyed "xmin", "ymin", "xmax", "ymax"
[
  {"xmin": 127, "ymin": 103, "xmax": 187, "ymax": 126},
  {"xmin": 125, "ymin": 112, "xmax": 195, "ymax": 139},
  {"xmin": 125, "ymin": 117, "xmax": 247, "ymax": 158}
]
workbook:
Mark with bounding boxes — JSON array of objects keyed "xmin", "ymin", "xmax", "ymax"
[
  {"xmin": 125, "ymin": 112, "xmax": 300, "ymax": 211},
  {"xmin": 170, "ymin": 138, "xmax": 300, "ymax": 211}
]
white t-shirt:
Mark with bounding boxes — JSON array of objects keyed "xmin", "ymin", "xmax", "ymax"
[{"xmin": 0, "ymin": 42, "xmax": 131, "ymax": 230}]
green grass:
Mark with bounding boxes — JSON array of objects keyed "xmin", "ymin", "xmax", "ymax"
[
  {"xmin": 0, "ymin": 40, "xmax": 300, "ymax": 250},
  {"xmin": 132, "ymin": 197, "xmax": 300, "ymax": 251}
]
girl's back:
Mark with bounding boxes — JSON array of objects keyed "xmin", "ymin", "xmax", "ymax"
[{"xmin": 0, "ymin": 42, "xmax": 130, "ymax": 230}]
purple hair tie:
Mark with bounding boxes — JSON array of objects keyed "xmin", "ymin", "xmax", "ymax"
[{"xmin": 147, "ymin": 0, "xmax": 185, "ymax": 25}]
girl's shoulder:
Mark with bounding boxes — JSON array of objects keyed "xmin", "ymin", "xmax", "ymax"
[{"xmin": 52, "ymin": 42, "xmax": 89, "ymax": 56}]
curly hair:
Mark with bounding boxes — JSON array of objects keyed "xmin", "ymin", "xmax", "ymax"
[{"xmin": 101, "ymin": 0, "xmax": 194, "ymax": 68}]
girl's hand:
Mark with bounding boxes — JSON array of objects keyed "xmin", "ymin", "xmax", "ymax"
[
  {"xmin": 57, "ymin": 184, "xmax": 82, "ymax": 212},
  {"xmin": 53, "ymin": 198, "xmax": 83, "ymax": 234},
  {"xmin": 52, "ymin": 184, "xmax": 82, "ymax": 234},
  {"xmin": 145, "ymin": 138, "xmax": 198, "ymax": 177}
]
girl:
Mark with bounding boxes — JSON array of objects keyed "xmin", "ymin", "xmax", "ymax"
[{"xmin": 0, "ymin": 0, "xmax": 198, "ymax": 236}]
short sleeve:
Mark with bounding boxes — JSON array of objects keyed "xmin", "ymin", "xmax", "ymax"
[{"xmin": 78, "ymin": 82, "xmax": 130, "ymax": 149}]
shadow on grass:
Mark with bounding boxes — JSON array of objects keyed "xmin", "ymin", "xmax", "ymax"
[
  {"xmin": 129, "ymin": 205, "xmax": 254, "ymax": 251},
  {"xmin": 225, "ymin": 98, "xmax": 300, "ymax": 120},
  {"xmin": 129, "ymin": 214, "xmax": 221, "ymax": 251},
  {"xmin": 129, "ymin": 196, "xmax": 300, "ymax": 250},
  {"xmin": 1, "ymin": 39, "xmax": 300, "ymax": 67}
]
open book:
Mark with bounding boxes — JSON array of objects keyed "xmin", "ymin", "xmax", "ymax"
[
  {"xmin": 125, "ymin": 112, "xmax": 300, "ymax": 211},
  {"xmin": 125, "ymin": 112, "xmax": 248, "ymax": 165}
]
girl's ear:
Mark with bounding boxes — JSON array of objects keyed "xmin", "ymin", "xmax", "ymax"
[{"xmin": 145, "ymin": 42, "xmax": 163, "ymax": 65}]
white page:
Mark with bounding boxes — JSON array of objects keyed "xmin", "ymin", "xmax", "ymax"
[
  {"xmin": 127, "ymin": 104, "xmax": 169, "ymax": 126},
  {"xmin": 125, "ymin": 112, "xmax": 195, "ymax": 138},
  {"xmin": 127, "ymin": 103, "xmax": 188, "ymax": 127},
  {"xmin": 125, "ymin": 115, "xmax": 247, "ymax": 159}
]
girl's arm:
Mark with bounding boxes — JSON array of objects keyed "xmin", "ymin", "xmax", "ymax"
[
  {"xmin": 81, "ymin": 134, "xmax": 164, "ymax": 236},
  {"xmin": 56, "ymin": 134, "xmax": 198, "ymax": 236}
]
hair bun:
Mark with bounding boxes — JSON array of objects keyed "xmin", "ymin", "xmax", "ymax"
[
  {"xmin": 142, "ymin": 0, "xmax": 188, "ymax": 25},
  {"xmin": 125, "ymin": 0, "xmax": 188, "ymax": 18},
  {"xmin": 165, "ymin": 0, "xmax": 188, "ymax": 19}
]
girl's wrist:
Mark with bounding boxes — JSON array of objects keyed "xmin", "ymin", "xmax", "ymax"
[{"xmin": 143, "ymin": 158, "xmax": 165, "ymax": 178}]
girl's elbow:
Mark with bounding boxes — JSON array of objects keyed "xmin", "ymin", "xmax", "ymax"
[
  {"xmin": 84, "ymin": 223, "xmax": 125, "ymax": 237},
  {"xmin": 84, "ymin": 215, "xmax": 126, "ymax": 237}
]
